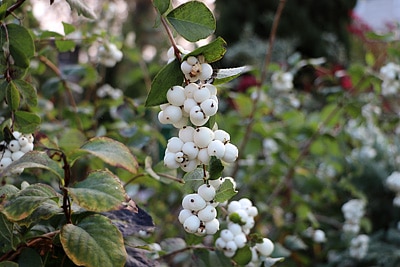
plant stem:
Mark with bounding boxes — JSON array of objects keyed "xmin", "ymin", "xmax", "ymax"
[{"xmin": 230, "ymin": 0, "xmax": 287, "ymax": 178}]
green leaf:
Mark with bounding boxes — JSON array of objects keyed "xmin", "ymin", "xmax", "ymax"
[
  {"xmin": 214, "ymin": 178, "xmax": 237, "ymax": 203},
  {"xmin": 213, "ymin": 66, "xmax": 250, "ymax": 85},
  {"xmin": 14, "ymin": 111, "xmax": 41, "ymax": 134},
  {"xmin": 55, "ymin": 39, "xmax": 76, "ymax": 52},
  {"xmin": 166, "ymin": 1, "xmax": 215, "ymax": 42},
  {"xmin": 0, "ymin": 184, "xmax": 59, "ymax": 221},
  {"xmin": 0, "ymin": 24, "xmax": 35, "ymax": 68},
  {"xmin": 58, "ymin": 128, "xmax": 87, "ymax": 153},
  {"xmin": 232, "ymin": 245, "xmax": 252, "ymax": 266},
  {"xmin": 208, "ymin": 156, "xmax": 224, "ymax": 180},
  {"xmin": 145, "ymin": 59, "xmax": 184, "ymax": 107},
  {"xmin": 62, "ymin": 22, "xmax": 76, "ymax": 35},
  {"xmin": 6, "ymin": 81, "xmax": 20, "ymax": 111},
  {"xmin": 0, "ymin": 151, "xmax": 64, "ymax": 181},
  {"xmin": 0, "ymin": 80, "xmax": 7, "ymax": 102},
  {"xmin": 67, "ymin": 170, "xmax": 125, "ymax": 212},
  {"xmin": 79, "ymin": 137, "xmax": 138, "ymax": 174},
  {"xmin": 60, "ymin": 214, "xmax": 127, "ymax": 267},
  {"xmin": 0, "ymin": 262, "xmax": 18, "ymax": 267},
  {"xmin": 65, "ymin": 0, "xmax": 97, "ymax": 19},
  {"xmin": 153, "ymin": 0, "xmax": 170, "ymax": 15},
  {"xmin": 182, "ymin": 168, "xmax": 204, "ymax": 193},
  {"xmin": 13, "ymin": 79, "xmax": 37, "ymax": 108},
  {"xmin": 184, "ymin": 37, "xmax": 227, "ymax": 63},
  {"xmin": 18, "ymin": 247, "xmax": 44, "ymax": 267},
  {"xmin": 17, "ymin": 199, "xmax": 63, "ymax": 227},
  {"xmin": 0, "ymin": 213, "xmax": 19, "ymax": 252}
]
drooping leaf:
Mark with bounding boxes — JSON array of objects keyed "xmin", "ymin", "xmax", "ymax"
[
  {"xmin": 13, "ymin": 79, "xmax": 37, "ymax": 108},
  {"xmin": 60, "ymin": 214, "xmax": 127, "ymax": 267},
  {"xmin": 6, "ymin": 81, "xmax": 20, "ymax": 111},
  {"xmin": 214, "ymin": 178, "xmax": 237, "ymax": 203},
  {"xmin": 153, "ymin": 0, "xmax": 170, "ymax": 15},
  {"xmin": 67, "ymin": 170, "xmax": 126, "ymax": 212},
  {"xmin": 0, "ymin": 23, "xmax": 35, "ymax": 68},
  {"xmin": 0, "ymin": 151, "xmax": 64, "ymax": 181},
  {"xmin": 145, "ymin": 59, "xmax": 183, "ymax": 107},
  {"xmin": 208, "ymin": 156, "xmax": 224, "ymax": 180},
  {"xmin": 14, "ymin": 111, "xmax": 41, "ymax": 133},
  {"xmin": 232, "ymin": 245, "xmax": 252, "ymax": 266},
  {"xmin": 213, "ymin": 66, "xmax": 251, "ymax": 85},
  {"xmin": 65, "ymin": 0, "xmax": 97, "ymax": 19},
  {"xmin": 184, "ymin": 37, "xmax": 227, "ymax": 63},
  {"xmin": 0, "ymin": 184, "xmax": 59, "ymax": 221},
  {"xmin": 78, "ymin": 137, "xmax": 138, "ymax": 174},
  {"xmin": 166, "ymin": 1, "xmax": 215, "ymax": 42}
]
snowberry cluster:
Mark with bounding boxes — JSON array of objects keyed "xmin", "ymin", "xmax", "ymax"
[
  {"xmin": 0, "ymin": 131, "xmax": 34, "ymax": 172},
  {"xmin": 379, "ymin": 62, "xmax": 400, "ymax": 96},
  {"xmin": 341, "ymin": 199, "xmax": 366, "ymax": 234},
  {"xmin": 164, "ymin": 126, "xmax": 238, "ymax": 172},
  {"xmin": 349, "ymin": 234, "xmax": 369, "ymax": 260},
  {"xmin": 386, "ymin": 171, "xmax": 400, "ymax": 207},
  {"xmin": 179, "ymin": 183, "xmax": 220, "ymax": 236}
]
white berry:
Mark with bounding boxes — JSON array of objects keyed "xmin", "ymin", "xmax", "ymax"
[
  {"xmin": 184, "ymin": 83, "xmax": 198, "ymax": 98},
  {"xmin": 197, "ymin": 205, "xmax": 217, "ymax": 222},
  {"xmin": 163, "ymin": 105, "xmax": 183, "ymax": 123},
  {"xmin": 197, "ymin": 184, "xmax": 216, "ymax": 201},
  {"xmin": 183, "ymin": 215, "xmax": 201, "ymax": 233},
  {"xmin": 193, "ymin": 127, "xmax": 214, "ymax": 148},
  {"xmin": 204, "ymin": 218, "xmax": 219, "ymax": 235},
  {"xmin": 164, "ymin": 152, "xmax": 180, "ymax": 169},
  {"xmin": 178, "ymin": 209, "xmax": 193, "ymax": 224},
  {"xmin": 180, "ymin": 159, "xmax": 198, "ymax": 172},
  {"xmin": 8, "ymin": 140, "xmax": 20, "ymax": 152},
  {"xmin": 207, "ymin": 140, "xmax": 226, "ymax": 158},
  {"xmin": 199, "ymin": 63, "xmax": 213, "ymax": 81},
  {"xmin": 167, "ymin": 137, "xmax": 184, "ymax": 153},
  {"xmin": 255, "ymin": 238, "xmax": 274, "ymax": 257},
  {"xmin": 179, "ymin": 126, "xmax": 195, "ymax": 143},
  {"xmin": 220, "ymin": 229, "xmax": 234, "ymax": 242},
  {"xmin": 234, "ymin": 233, "xmax": 247, "ymax": 248},
  {"xmin": 228, "ymin": 201, "xmax": 241, "ymax": 213},
  {"xmin": 200, "ymin": 98, "xmax": 218, "ymax": 116},
  {"xmin": 223, "ymin": 143, "xmax": 239, "ymax": 163},
  {"xmin": 11, "ymin": 151, "xmax": 25, "ymax": 161},
  {"xmin": 193, "ymin": 86, "xmax": 211, "ymax": 103},
  {"xmin": 167, "ymin": 86, "xmax": 186, "ymax": 106},
  {"xmin": 197, "ymin": 148, "xmax": 210, "ymax": 164},
  {"xmin": 182, "ymin": 193, "xmax": 207, "ymax": 211},
  {"xmin": 214, "ymin": 130, "xmax": 230, "ymax": 143},
  {"xmin": 0, "ymin": 157, "xmax": 12, "ymax": 169}
]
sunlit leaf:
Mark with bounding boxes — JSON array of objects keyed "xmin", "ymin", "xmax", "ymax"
[
  {"xmin": 55, "ymin": 39, "xmax": 76, "ymax": 52},
  {"xmin": 166, "ymin": 1, "xmax": 215, "ymax": 42},
  {"xmin": 214, "ymin": 66, "xmax": 251, "ymax": 85},
  {"xmin": 62, "ymin": 21, "xmax": 76, "ymax": 35},
  {"xmin": 68, "ymin": 170, "xmax": 125, "ymax": 212},
  {"xmin": 61, "ymin": 214, "xmax": 127, "ymax": 267}
]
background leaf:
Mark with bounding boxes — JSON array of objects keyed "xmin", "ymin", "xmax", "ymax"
[
  {"xmin": 79, "ymin": 137, "xmax": 139, "ymax": 174},
  {"xmin": 153, "ymin": 0, "xmax": 170, "ymax": 15},
  {"xmin": 166, "ymin": 1, "xmax": 215, "ymax": 42},
  {"xmin": 60, "ymin": 214, "xmax": 127, "ymax": 267},
  {"xmin": 65, "ymin": 0, "xmax": 97, "ymax": 19},
  {"xmin": 68, "ymin": 170, "xmax": 126, "ymax": 212}
]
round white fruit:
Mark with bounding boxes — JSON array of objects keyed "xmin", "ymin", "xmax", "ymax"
[
  {"xmin": 182, "ymin": 193, "xmax": 207, "ymax": 211},
  {"xmin": 197, "ymin": 184, "xmax": 216, "ymax": 201},
  {"xmin": 255, "ymin": 238, "xmax": 274, "ymax": 257},
  {"xmin": 197, "ymin": 205, "xmax": 217, "ymax": 222},
  {"xmin": 167, "ymin": 86, "xmax": 186, "ymax": 106},
  {"xmin": 204, "ymin": 218, "xmax": 219, "ymax": 235},
  {"xmin": 179, "ymin": 126, "xmax": 195, "ymax": 143},
  {"xmin": 178, "ymin": 209, "xmax": 193, "ymax": 224},
  {"xmin": 193, "ymin": 127, "xmax": 214, "ymax": 148},
  {"xmin": 183, "ymin": 215, "xmax": 201, "ymax": 233}
]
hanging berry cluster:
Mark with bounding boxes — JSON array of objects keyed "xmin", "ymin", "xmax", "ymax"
[{"xmin": 0, "ymin": 131, "xmax": 34, "ymax": 173}]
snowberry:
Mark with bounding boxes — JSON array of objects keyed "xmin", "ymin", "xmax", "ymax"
[
  {"xmin": 0, "ymin": 157, "xmax": 12, "ymax": 169},
  {"xmin": 183, "ymin": 215, "xmax": 201, "ymax": 233},
  {"xmin": 196, "ymin": 227, "xmax": 207, "ymax": 236},
  {"xmin": 179, "ymin": 126, "xmax": 195, "ymax": 143},
  {"xmin": 204, "ymin": 218, "xmax": 219, "ymax": 235},
  {"xmin": 172, "ymin": 116, "xmax": 188, "ymax": 129},
  {"xmin": 209, "ymin": 177, "xmax": 223, "ymax": 190},
  {"xmin": 194, "ymin": 127, "xmax": 214, "ymax": 148},
  {"xmin": 181, "ymin": 60, "xmax": 193, "ymax": 74},
  {"xmin": 243, "ymin": 217, "xmax": 255, "ymax": 230},
  {"xmin": 228, "ymin": 201, "xmax": 242, "ymax": 213},
  {"xmin": 11, "ymin": 151, "xmax": 24, "ymax": 161},
  {"xmin": 246, "ymin": 206, "xmax": 258, "ymax": 217},
  {"xmin": 182, "ymin": 193, "xmax": 207, "ymax": 211},
  {"xmin": 255, "ymin": 238, "xmax": 274, "ymax": 257},
  {"xmin": 235, "ymin": 209, "xmax": 250, "ymax": 224},
  {"xmin": 180, "ymin": 159, "xmax": 198, "ymax": 172},
  {"xmin": 167, "ymin": 86, "xmax": 186, "ymax": 106},
  {"xmin": 197, "ymin": 184, "xmax": 216, "ymax": 201},
  {"xmin": 158, "ymin": 111, "xmax": 169, "ymax": 124},
  {"xmin": 197, "ymin": 148, "xmax": 210, "ymax": 165},
  {"xmin": 199, "ymin": 63, "xmax": 213, "ymax": 81},
  {"xmin": 186, "ymin": 56, "xmax": 198, "ymax": 65},
  {"xmin": 190, "ymin": 111, "xmax": 209, "ymax": 126},
  {"xmin": 174, "ymin": 151, "xmax": 185, "ymax": 163},
  {"xmin": 2, "ymin": 149, "xmax": 11, "ymax": 158},
  {"xmin": 220, "ymin": 229, "xmax": 234, "ymax": 242},
  {"xmin": 213, "ymin": 130, "xmax": 230, "ymax": 144},
  {"xmin": 223, "ymin": 249, "xmax": 236, "ymax": 258},
  {"xmin": 12, "ymin": 131, "xmax": 21, "ymax": 139},
  {"xmin": 182, "ymin": 142, "xmax": 199, "ymax": 160},
  {"xmin": 18, "ymin": 136, "xmax": 28, "ymax": 147},
  {"xmin": 207, "ymin": 140, "xmax": 226, "ymax": 158},
  {"xmin": 203, "ymin": 84, "xmax": 217, "ymax": 95},
  {"xmin": 223, "ymin": 143, "xmax": 239, "ymax": 163},
  {"xmin": 183, "ymin": 98, "xmax": 198, "ymax": 114},
  {"xmin": 8, "ymin": 140, "xmax": 20, "ymax": 152},
  {"xmin": 164, "ymin": 152, "xmax": 180, "ymax": 169},
  {"xmin": 215, "ymin": 237, "xmax": 226, "ymax": 249},
  {"xmin": 228, "ymin": 223, "xmax": 243, "ymax": 235},
  {"xmin": 167, "ymin": 137, "xmax": 184, "ymax": 153},
  {"xmin": 234, "ymin": 233, "xmax": 247, "ymax": 248},
  {"xmin": 239, "ymin": 198, "xmax": 253, "ymax": 209},
  {"xmin": 193, "ymin": 86, "xmax": 211, "ymax": 103},
  {"xmin": 184, "ymin": 83, "xmax": 198, "ymax": 98},
  {"xmin": 200, "ymin": 99, "xmax": 218, "ymax": 116},
  {"xmin": 163, "ymin": 105, "xmax": 183, "ymax": 123},
  {"xmin": 178, "ymin": 209, "xmax": 193, "ymax": 224},
  {"xmin": 225, "ymin": 240, "xmax": 238, "ymax": 253},
  {"xmin": 197, "ymin": 205, "xmax": 217, "ymax": 222}
]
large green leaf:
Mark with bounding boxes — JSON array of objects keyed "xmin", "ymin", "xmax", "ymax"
[
  {"xmin": 184, "ymin": 37, "xmax": 227, "ymax": 63},
  {"xmin": 68, "ymin": 170, "xmax": 125, "ymax": 212},
  {"xmin": 13, "ymin": 79, "xmax": 37, "ymax": 108},
  {"xmin": 166, "ymin": 1, "xmax": 215, "ymax": 42},
  {"xmin": 145, "ymin": 59, "xmax": 183, "ymax": 107},
  {"xmin": 6, "ymin": 81, "xmax": 20, "ymax": 111},
  {"xmin": 60, "ymin": 214, "xmax": 127, "ymax": 267},
  {"xmin": 232, "ymin": 246, "xmax": 252, "ymax": 265},
  {"xmin": 0, "ymin": 213, "xmax": 19, "ymax": 252},
  {"xmin": 14, "ymin": 111, "xmax": 41, "ymax": 133},
  {"xmin": 182, "ymin": 168, "xmax": 204, "ymax": 194},
  {"xmin": 0, "ymin": 184, "xmax": 59, "ymax": 221},
  {"xmin": 0, "ymin": 23, "xmax": 35, "ymax": 68},
  {"xmin": 153, "ymin": 0, "xmax": 170, "ymax": 14},
  {"xmin": 78, "ymin": 137, "xmax": 138, "ymax": 174},
  {"xmin": 17, "ymin": 199, "xmax": 63, "ymax": 227},
  {"xmin": 1, "ymin": 151, "xmax": 64, "ymax": 181}
]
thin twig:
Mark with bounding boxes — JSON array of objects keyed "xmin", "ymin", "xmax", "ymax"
[
  {"xmin": 230, "ymin": 0, "xmax": 287, "ymax": 177},
  {"xmin": 5, "ymin": 0, "xmax": 26, "ymax": 17}
]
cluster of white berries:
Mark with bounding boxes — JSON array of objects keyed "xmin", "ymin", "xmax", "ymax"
[
  {"xmin": 98, "ymin": 42, "xmax": 123, "ymax": 67},
  {"xmin": 349, "ymin": 234, "xmax": 369, "ymax": 260},
  {"xmin": 158, "ymin": 83, "xmax": 218, "ymax": 127},
  {"xmin": 164, "ymin": 126, "xmax": 238, "ymax": 172},
  {"xmin": 379, "ymin": 62, "xmax": 400, "ymax": 96},
  {"xmin": 341, "ymin": 199, "xmax": 366, "ymax": 234},
  {"xmin": 386, "ymin": 171, "xmax": 400, "ymax": 207},
  {"xmin": 178, "ymin": 183, "xmax": 220, "ymax": 236},
  {"xmin": 271, "ymin": 71, "xmax": 294, "ymax": 92},
  {"xmin": 0, "ymin": 131, "xmax": 34, "ymax": 172}
]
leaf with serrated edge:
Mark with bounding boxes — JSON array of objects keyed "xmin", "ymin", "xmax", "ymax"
[
  {"xmin": 166, "ymin": 1, "xmax": 215, "ymax": 42},
  {"xmin": 61, "ymin": 214, "xmax": 127, "ymax": 267},
  {"xmin": 80, "ymin": 137, "xmax": 138, "ymax": 174},
  {"xmin": 67, "ymin": 170, "xmax": 125, "ymax": 212},
  {"xmin": 214, "ymin": 178, "xmax": 237, "ymax": 203}
]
